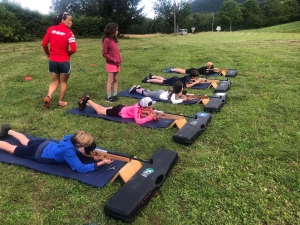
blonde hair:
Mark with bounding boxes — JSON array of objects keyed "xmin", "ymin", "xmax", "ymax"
[
  {"xmin": 71, "ymin": 131, "xmax": 94, "ymax": 148},
  {"xmin": 206, "ymin": 62, "xmax": 214, "ymax": 69}
]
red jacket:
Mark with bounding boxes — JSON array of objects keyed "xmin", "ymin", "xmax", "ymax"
[
  {"xmin": 42, "ymin": 23, "xmax": 77, "ymax": 62},
  {"xmin": 102, "ymin": 38, "xmax": 122, "ymax": 65}
]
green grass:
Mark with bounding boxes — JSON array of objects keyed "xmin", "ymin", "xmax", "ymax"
[{"xmin": 0, "ymin": 22, "xmax": 300, "ymax": 224}]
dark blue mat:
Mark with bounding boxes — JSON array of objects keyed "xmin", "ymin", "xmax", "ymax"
[
  {"xmin": 67, "ymin": 106, "xmax": 174, "ymax": 129},
  {"xmin": 118, "ymin": 88, "xmax": 200, "ymax": 105},
  {"xmin": 0, "ymin": 134, "xmax": 125, "ymax": 188}
]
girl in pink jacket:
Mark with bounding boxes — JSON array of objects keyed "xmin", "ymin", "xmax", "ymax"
[
  {"xmin": 77, "ymin": 96, "xmax": 160, "ymax": 125},
  {"xmin": 102, "ymin": 23, "xmax": 122, "ymax": 103}
]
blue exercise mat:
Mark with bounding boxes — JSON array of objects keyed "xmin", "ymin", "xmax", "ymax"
[
  {"xmin": 67, "ymin": 106, "xmax": 174, "ymax": 129},
  {"xmin": 118, "ymin": 88, "xmax": 200, "ymax": 105},
  {"xmin": 0, "ymin": 134, "xmax": 125, "ymax": 188}
]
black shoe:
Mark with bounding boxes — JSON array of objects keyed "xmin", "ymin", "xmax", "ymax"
[
  {"xmin": 148, "ymin": 73, "xmax": 154, "ymax": 79},
  {"xmin": 141, "ymin": 77, "xmax": 148, "ymax": 83},
  {"xmin": 129, "ymin": 85, "xmax": 137, "ymax": 94},
  {"xmin": 112, "ymin": 95, "xmax": 119, "ymax": 101},
  {"xmin": 0, "ymin": 123, "xmax": 11, "ymax": 139},
  {"xmin": 78, "ymin": 95, "xmax": 90, "ymax": 111},
  {"xmin": 106, "ymin": 97, "xmax": 115, "ymax": 102}
]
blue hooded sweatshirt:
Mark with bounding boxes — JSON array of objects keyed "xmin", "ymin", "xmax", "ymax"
[{"xmin": 36, "ymin": 135, "xmax": 97, "ymax": 173}]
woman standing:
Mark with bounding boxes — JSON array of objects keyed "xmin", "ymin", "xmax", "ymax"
[
  {"xmin": 42, "ymin": 12, "xmax": 77, "ymax": 108},
  {"xmin": 102, "ymin": 23, "xmax": 122, "ymax": 102}
]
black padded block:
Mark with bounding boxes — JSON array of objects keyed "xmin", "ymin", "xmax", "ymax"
[
  {"xmin": 211, "ymin": 92, "xmax": 228, "ymax": 103},
  {"xmin": 173, "ymin": 112, "xmax": 211, "ymax": 145},
  {"xmin": 104, "ymin": 148, "xmax": 178, "ymax": 222},
  {"xmin": 215, "ymin": 80, "xmax": 231, "ymax": 93},
  {"xmin": 225, "ymin": 69, "xmax": 238, "ymax": 77},
  {"xmin": 204, "ymin": 98, "xmax": 223, "ymax": 112}
]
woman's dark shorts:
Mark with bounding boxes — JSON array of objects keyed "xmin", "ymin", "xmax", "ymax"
[{"xmin": 49, "ymin": 60, "xmax": 71, "ymax": 74}]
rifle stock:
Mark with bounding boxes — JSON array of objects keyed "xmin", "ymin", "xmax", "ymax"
[
  {"xmin": 153, "ymin": 110, "xmax": 185, "ymax": 120},
  {"xmin": 85, "ymin": 149, "xmax": 153, "ymax": 164}
]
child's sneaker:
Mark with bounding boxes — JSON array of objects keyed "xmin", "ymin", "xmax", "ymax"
[
  {"xmin": 43, "ymin": 96, "xmax": 51, "ymax": 109},
  {"xmin": 112, "ymin": 95, "xmax": 119, "ymax": 101},
  {"xmin": 141, "ymin": 77, "xmax": 148, "ymax": 83},
  {"xmin": 162, "ymin": 67, "xmax": 173, "ymax": 73},
  {"xmin": 129, "ymin": 85, "xmax": 137, "ymax": 94},
  {"xmin": 78, "ymin": 95, "xmax": 90, "ymax": 111},
  {"xmin": 106, "ymin": 97, "xmax": 115, "ymax": 102},
  {"xmin": 136, "ymin": 85, "xmax": 141, "ymax": 89},
  {"xmin": 0, "ymin": 123, "xmax": 11, "ymax": 139},
  {"xmin": 148, "ymin": 73, "xmax": 154, "ymax": 79}
]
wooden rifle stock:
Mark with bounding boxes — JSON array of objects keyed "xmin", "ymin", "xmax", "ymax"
[
  {"xmin": 86, "ymin": 149, "xmax": 153, "ymax": 164},
  {"xmin": 153, "ymin": 110, "xmax": 185, "ymax": 120}
]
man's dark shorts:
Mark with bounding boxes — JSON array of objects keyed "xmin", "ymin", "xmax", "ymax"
[{"xmin": 49, "ymin": 61, "xmax": 71, "ymax": 74}]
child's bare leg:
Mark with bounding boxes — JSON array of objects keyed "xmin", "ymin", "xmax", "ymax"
[
  {"xmin": 113, "ymin": 73, "xmax": 118, "ymax": 95},
  {"xmin": 172, "ymin": 68, "xmax": 186, "ymax": 74},
  {"xmin": 86, "ymin": 99, "xmax": 112, "ymax": 115},
  {"xmin": 148, "ymin": 79, "xmax": 164, "ymax": 84},
  {"xmin": 152, "ymin": 75, "xmax": 164, "ymax": 80},
  {"xmin": 0, "ymin": 141, "xmax": 17, "ymax": 154},
  {"xmin": 8, "ymin": 130, "xmax": 30, "ymax": 146}
]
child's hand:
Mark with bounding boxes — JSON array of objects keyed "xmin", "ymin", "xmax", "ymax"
[
  {"xmin": 102, "ymin": 158, "xmax": 114, "ymax": 164},
  {"xmin": 182, "ymin": 96, "xmax": 188, "ymax": 101},
  {"xmin": 152, "ymin": 113, "xmax": 160, "ymax": 121},
  {"xmin": 93, "ymin": 155, "xmax": 100, "ymax": 161}
]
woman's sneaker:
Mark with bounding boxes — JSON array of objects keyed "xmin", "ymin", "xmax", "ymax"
[
  {"xmin": 0, "ymin": 123, "xmax": 11, "ymax": 139},
  {"xmin": 78, "ymin": 95, "xmax": 90, "ymax": 111}
]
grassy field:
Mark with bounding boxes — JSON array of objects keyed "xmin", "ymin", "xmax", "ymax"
[{"xmin": 0, "ymin": 21, "xmax": 299, "ymax": 224}]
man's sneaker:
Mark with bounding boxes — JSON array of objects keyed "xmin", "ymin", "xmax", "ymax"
[
  {"xmin": 106, "ymin": 97, "xmax": 115, "ymax": 102},
  {"xmin": 43, "ymin": 96, "xmax": 51, "ymax": 109},
  {"xmin": 78, "ymin": 95, "xmax": 90, "ymax": 111},
  {"xmin": 129, "ymin": 85, "xmax": 137, "ymax": 94},
  {"xmin": 148, "ymin": 73, "xmax": 154, "ymax": 79},
  {"xmin": 0, "ymin": 123, "xmax": 11, "ymax": 139},
  {"xmin": 112, "ymin": 95, "xmax": 119, "ymax": 101},
  {"xmin": 141, "ymin": 77, "xmax": 148, "ymax": 83}
]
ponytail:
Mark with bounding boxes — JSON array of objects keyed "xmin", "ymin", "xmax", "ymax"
[{"xmin": 52, "ymin": 12, "xmax": 70, "ymax": 26}]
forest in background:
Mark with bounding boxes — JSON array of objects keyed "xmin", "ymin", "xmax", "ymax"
[{"xmin": 0, "ymin": 0, "xmax": 299, "ymax": 42}]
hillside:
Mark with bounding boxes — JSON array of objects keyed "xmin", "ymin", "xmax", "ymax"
[{"xmin": 190, "ymin": 0, "xmax": 263, "ymax": 13}]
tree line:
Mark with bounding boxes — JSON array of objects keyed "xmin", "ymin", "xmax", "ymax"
[{"xmin": 0, "ymin": 0, "xmax": 299, "ymax": 42}]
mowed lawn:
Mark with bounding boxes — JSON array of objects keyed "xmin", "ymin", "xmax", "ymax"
[{"xmin": 0, "ymin": 21, "xmax": 299, "ymax": 224}]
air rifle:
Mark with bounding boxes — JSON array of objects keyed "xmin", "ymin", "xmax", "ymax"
[
  {"xmin": 153, "ymin": 110, "xmax": 186, "ymax": 120},
  {"xmin": 85, "ymin": 148, "xmax": 153, "ymax": 164}
]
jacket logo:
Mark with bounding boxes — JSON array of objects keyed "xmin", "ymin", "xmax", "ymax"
[{"xmin": 52, "ymin": 30, "xmax": 66, "ymax": 35}]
